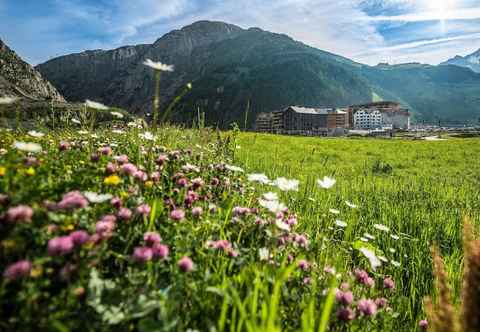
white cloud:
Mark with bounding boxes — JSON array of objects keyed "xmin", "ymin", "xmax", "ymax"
[{"xmin": 365, "ymin": 7, "xmax": 480, "ymax": 22}]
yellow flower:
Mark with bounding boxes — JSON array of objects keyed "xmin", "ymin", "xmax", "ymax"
[
  {"xmin": 0, "ymin": 166, "xmax": 6, "ymax": 176},
  {"xmin": 30, "ymin": 265, "xmax": 43, "ymax": 278},
  {"xmin": 120, "ymin": 191, "xmax": 129, "ymax": 199},
  {"xmin": 144, "ymin": 180, "xmax": 154, "ymax": 188},
  {"xmin": 62, "ymin": 224, "xmax": 75, "ymax": 231},
  {"xmin": 26, "ymin": 167, "xmax": 35, "ymax": 176},
  {"xmin": 1, "ymin": 239, "xmax": 16, "ymax": 249},
  {"xmin": 104, "ymin": 175, "xmax": 121, "ymax": 186}
]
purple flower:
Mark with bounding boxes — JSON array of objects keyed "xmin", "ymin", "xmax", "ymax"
[
  {"xmin": 383, "ymin": 277, "xmax": 395, "ymax": 289},
  {"xmin": 136, "ymin": 204, "xmax": 151, "ymax": 217},
  {"xmin": 134, "ymin": 170, "xmax": 148, "ymax": 182},
  {"xmin": 110, "ymin": 197, "xmax": 122, "ymax": 209},
  {"xmin": 144, "ymin": 232, "xmax": 161, "ymax": 247},
  {"xmin": 70, "ymin": 230, "xmax": 89, "ymax": 246},
  {"xmin": 170, "ymin": 209, "xmax": 185, "ymax": 221},
  {"xmin": 99, "ymin": 146, "xmax": 112, "ymax": 156},
  {"xmin": 191, "ymin": 177, "xmax": 204, "ymax": 188},
  {"xmin": 176, "ymin": 177, "xmax": 189, "ymax": 187},
  {"xmin": 95, "ymin": 219, "xmax": 116, "ymax": 238},
  {"xmin": 210, "ymin": 177, "xmax": 220, "ymax": 186},
  {"xmin": 90, "ymin": 153, "xmax": 100, "ymax": 163},
  {"xmin": 105, "ymin": 162, "xmax": 117, "ymax": 174},
  {"xmin": 59, "ymin": 141, "xmax": 70, "ymax": 151},
  {"xmin": 152, "ymin": 244, "xmax": 169, "ymax": 259},
  {"xmin": 340, "ymin": 282, "xmax": 350, "ymax": 290},
  {"xmin": 357, "ymin": 299, "xmax": 377, "ymax": 316},
  {"xmin": 121, "ymin": 163, "xmax": 138, "ymax": 176},
  {"xmin": 151, "ymin": 171, "xmax": 161, "ymax": 182},
  {"xmin": 6, "ymin": 205, "xmax": 33, "ymax": 223},
  {"xmin": 375, "ymin": 297, "xmax": 388, "ymax": 308},
  {"xmin": 298, "ymin": 259, "xmax": 309, "ymax": 271},
  {"xmin": 48, "ymin": 236, "xmax": 74, "ymax": 256},
  {"xmin": 57, "ymin": 191, "xmax": 88, "ymax": 210},
  {"xmin": 336, "ymin": 307, "xmax": 356, "ymax": 321},
  {"xmin": 115, "ymin": 154, "xmax": 129, "ymax": 164},
  {"xmin": 3, "ymin": 260, "xmax": 32, "ymax": 281},
  {"xmin": 294, "ymin": 234, "xmax": 309, "ymax": 248},
  {"xmin": 132, "ymin": 247, "xmax": 153, "ymax": 263},
  {"xmin": 118, "ymin": 207, "xmax": 133, "ymax": 221},
  {"xmin": 355, "ymin": 269, "xmax": 375, "ymax": 288},
  {"xmin": 178, "ymin": 256, "xmax": 194, "ymax": 272},
  {"xmin": 191, "ymin": 206, "xmax": 203, "ymax": 218},
  {"xmin": 335, "ymin": 290, "xmax": 354, "ymax": 306},
  {"xmin": 232, "ymin": 206, "xmax": 249, "ymax": 217},
  {"xmin": 419, "ymin": 319, "xmax": 428, "ymax": 330},
  {"xmin": 155, "ymin": 154, "xmax": 168, "ymax": 166}
]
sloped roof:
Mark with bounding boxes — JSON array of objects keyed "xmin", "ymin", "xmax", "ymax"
[{"xmin": 287, "ymin": 106, "xmax": 336, "ymax": 115}]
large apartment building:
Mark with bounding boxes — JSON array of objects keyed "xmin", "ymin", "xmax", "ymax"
[{"xmin": 348, "ymin": 101, "xmax": 410, "ymax": 130}]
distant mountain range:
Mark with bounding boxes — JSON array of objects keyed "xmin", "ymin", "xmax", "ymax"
[
  {"xmin": 0, "ymin": 38, "xmax": 64, "ymax": 102},
  {"xmin": 441, "ymin": 49, "xmax": 480, "ymax": 73},
  {"xmin": 3, "ymin": 20, "xmax": 479, "ymax": 126}
]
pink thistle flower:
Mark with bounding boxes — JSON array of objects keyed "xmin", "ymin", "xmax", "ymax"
[
  {"xmin": 170, "ymin": 209, "xmax": 185, "ymax": 221},
  {"xmin": 57, "ymin": 191, "xmax": 88, "ymax": 210},
  {"xmin": 110, "ymin": 197, "xmax": 122, "ymax": 209},
  {"xmin": 232, "ymin": 206, "xmax": 249, "ymax": 217},
  {"xmin": 90, "ymin": 153, "xmax": 100, "ymax": 162},
  {"xmin": 48, "ymin": 236, "xmax": 74, "ymax": 256},
  {"xmin": 191, "ymin": 177, "xmax": 204, "ymax": 188},
  {"xmin": 132, "ymin": 247, "xmax": 153, "ymax": 263},
  {"xmin": 336, "ymin": 307, "xmax": 356, "ymax": 321},
  {"xmin": 6, "ymin": 205, "xmax": 33, "ymax": 223},
  {"xmin": 95, "ymin": 219, "xmax": 116, "ymax": 238},
  {"xmin": 192, "ymin": 206, "xmax": 203, "ymax": 218},
  {"xmin": 120, "ymin": 163, "xmax": 138, "ymax": 176},
  {"xmin": 294, "ymin": 234, "xmax": 309, "ymax": 248},
  {"xmin": 152, "ymin": 244, "xmax": 169, "ymax": 259},
  {"xmin": 133, "ymin": 170, "xmax": 148, "ymax": 182},
  {"xmin": 419, "ymin": 319, "xmax": 428, "ymax": 330},
  {"xmin": 178, "ymin": 256, "xmax": 194, "ymax": 272},
  {"xmin": 176, "ymin": 177, "xmax": 189, "ymax": 187},
  {"xmin": 3, "ymin": 260, "xmax": 32, "ymax": 281},
  {"xmin": 59, "ymin": 141, "xmax": 70, "ymax": 151},
  {"xmin": 117, "ymin": 207, "xmax": 133, "ymax": 221},
  {"xmin": 340, "ymin": 282, "xmax": 350, "ymax": 290},
  {"xmin": 23, "ymin": 156, "xmax": 38, "ymax": 167},
  {"xmin": 383, "ymin": 277, "xmax": 395, "ymax": 289},
  {"xmin": 151, "ymin": 171, "xmax": 161, "ymax": 182},
  {"xmin": 114, "ymin": 154, "xmax": 129, "ymax": 164},
  {"xmin": 155, "ymin": 154, "xmax": 168, "ymax": 166},
  {"xmin": 143, "ymin": 232, "xmax": 161, "ymax": 247},
  {"xmin": 357, "ymin": 299, "xmax": 377, "ymax": 316},
  {"xmin": 335, "ymin": 290, "xmax": 354, "ymax": 306},
  {"xmin": 375, "ymin": 297, "xmax": 388, "ymax": 308},
  {"xmin": 210, "ymin": 177, "xmax": 220, "ymax": 186},
  {"xmin": 105, "ymin": 162, "xmax": 117, "ymax": 174},
  {"xmin": 298, "ymin": 259, "xmax": 309, "ymax": 271},
  {"xmin": 99, "ymin": 146, "xmax": 112, "ymax": 156},
  {"xmin": 354, "ymin": 269, "xmax": 374, "ymax": 287},
  {"xmin": 70, "ymin": 230, "xmax": 89, "ymax": 246},
  {"xmin": 136, "ymin": 204, "xmax": 151, "ymax": 217}
]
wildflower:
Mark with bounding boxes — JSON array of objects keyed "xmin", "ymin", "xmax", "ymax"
[
  {"xmin": 133, "ymin": 247, "xmax": 153, "ymax": 263},
  {"xmin": 143, "ymin": 59, "xmax": 174, "ymax": 72},
  {"xmin": 57, "ymin": 191, "xmax": 88, "ymax": 210},
  {"xmin": 178, "ymin": 256, "xmax": 194, "ymax": 272},
  {"xmin": 391, "ymin": 260, "xmax": 401, "ymax": 267},
  {"xmin": 294, "ymin": 234, "xmax": 309, "ymax": 248},
  {"xmin": 25, "ymin": 167, "xmax": 35, "ymax": 176},
  {"xmin": 117, "ymin": 207, "xmax": 133, "ymax": 221},
  {"xmin": 336, "ymin": 307, "xmax": 356, "ymax": 321},
  {"xmin": 0, "ymin": 96, "xmax": 18, "ymax": 104},
  {"xmin": 6, "ymin": 205, "xmax": 33, "ymax": 223},
  {"xmin": 275, "ymin": 219, "xmax": 291, "ymax": 232},
  {"xmin": 110, "ymin": 111, "xmax": 124, "ymax": 119},
  {"xmin": 144, "ymin": 232, "xmax": 161, "ymax": 247},
  {"xmin": 247, "ymin": 173, "xmax": 271, "ymax": 184},
  {"xmin": 182, "ymin": 163, "xmax": 200, "ymax": 173},
  {"xmin": 85, "ymin": 99, "xmax": 109, "ymax": 110},
  {"xmin": 259, "ymin": 248, "xmax": 270, "ymax": 261},
  {"xmin": 3, "ymin": 260, "xmax": 32, "ymax": 281},
  {"xmin": 114, "ymin": 154, "xmax": 129, "ymax": 164},
  {"xmin": 391, "ymin": 234, "xmax": 400, "ymax": 240},
  {"xmin": 176, "ymin": 177, "xmax": 189, "ymax": 187},
  {"xmin": 317, "ymin": 176, "xmax": 336, "ymax": 189},
  {"xmin": 120, "ymin": 163, "xmax": 138, "ymax": 176},
  {"xmin": 156, "ymin": 154, "xmax": 168, "ymax": 166},
  {"xmin": 192, "ymin": 206, "xmax": 203, "ymax": 218},
  {"xmin": 59, "ymin": 141, "xmax": 70, "ymax": 151},
  {"xmin": 28, "ymin": 130, "xmax": 45, "ymax": 138},
  {"xmin": 383, "ymin": 277, "xmax": 395, "ymax": 289},
  {"xmin": 151, "ymin": 171, "xmax": 161, "ymax": 182},
  {"xmin": 335, "ymin": 219, "xmax": 347, "ymax": 228},
  {"xmin": 345, "ymin": 200, "xmax": 357, "ymax": 208},
  {"xmin": 95, "ymin": 219, "xmax": 116, "ymax": 238},
  {"xmin": 70, "ymin": 230, "xmax": 89, "ymax": 246},
  {"xmin": 374, "ymin": 224, "xmax": 390, "ymax": 232},
  {"xmin": 84, "ymin": 192, "xmax": 113, "ymax": 203},
  {"xmin": 355, "ymin": 269, "xmax": 375, "ymax": 287},
  {"xmin": 48, "ymin": 236, "xmax": 74, "ymax": 256},
  {"xmin": 273, "ymin": 177, "xmax": 299, "ymax": 191},
  {"xmin": 375, "ymin": 297, "xmax": 388, "ymax": 308},
  {"xmin": 298, "ymin": 259, "xmax": 310, "ymax": 271},
  {"xmin": 134, "ymin": 170, "xmax": 148, "ymax": 182},
  {"xmin": 110, "ymin": 197, "xmax": 122, "ymax": 209},
  {"xmin": 152, "ymin": 244, "xmax": 169, "ymax": 259},
  {"xmin": 340, "ymin": 282, "xmax": 350, "ymax": 290},
  {"xmin": 418, "ymin": 319, "xmax": 428, "ymax": 330},
  {"xmin": 13, "ymin": 141, "xmax": 42, "ymax": 153},
  {"xmin": 170, "ymin": 209, "xmax": 185, "ymax": 221},
  {"xmin": 225, "ymin": 164, "xmax": 244, "ymax": 173},
  {"xmin": 259, "ymin": 199, "xmax": 286, "ymax": 214},
  {"xmin": 139, "ymin": 132, "xmax": 155, "ymax": 141},
  {"xmin": 0, "ymin": 167, "xmax": 5, "ymax": 176},
  {"xmin": 364, "ymin": 233, "xmax": 375, "ymax": 240},
  {"xmin": 359, "ymin": 247, "xmax": 382, "ymax": 270},
  {"xmin": 71, "ymin": 118, "xmax": 81, "ymax": 124},
  {"xmin": 329, "ymin": 208, "xmax": 340, "ymax": 214},
  {"xmin": 262, "ymin": 192, "xmax": 278, "ymax": 201},
  {"xmin": 357, "ymin": 299, "xmax": 377, "ymax": 316},
  {"xmin": 136, "ymin": 204, "xmax": 151, "ymax": 217},
  {"xmin": 336, "ymin": 290, "xmax": 354, "ymax": 305},
  {"xmin": 104, "ymin": 175, "xmax": 121, "ymax": 186}
]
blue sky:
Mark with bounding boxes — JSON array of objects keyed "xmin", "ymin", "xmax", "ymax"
[{"xmin": 1, "ymin": 0, "xmax": 479, "ymax": 65}]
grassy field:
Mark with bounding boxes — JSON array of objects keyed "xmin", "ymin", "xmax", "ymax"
[{"xmin": 1, "ymin": 126, "xmax": 479, "ymax": 331}]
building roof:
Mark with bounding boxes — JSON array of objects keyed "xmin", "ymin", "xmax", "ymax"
[{"xmin": 287, "ymin": 106, "xmax": 337, "ymax": 115}]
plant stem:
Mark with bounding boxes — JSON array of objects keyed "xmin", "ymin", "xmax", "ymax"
[{"xmin": 152, "ymin": 70, "xmax": 161, "ymax": 131}]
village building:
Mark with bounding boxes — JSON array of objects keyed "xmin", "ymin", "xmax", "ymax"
[
  {"xmin": 348, "ymin": 101, "xmax": 410, "ymax": 130},
  {"xmin": 353, "ymin": 109, "xmax": 382, "ymax": 129}
]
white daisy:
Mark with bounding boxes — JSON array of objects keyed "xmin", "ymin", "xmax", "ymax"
[
  {"xmin": 275, "ymin": 219, "xmax": 291, "ymax": 232},
  {"xmin": 259, "ymin": 248, "xmax": 270, "ymax": 261},
  {"xmin": 85, "ymin": 99, "xmax": 109, "ymax": 110},
  {"xmin": 84, "ymin": 192, "xmax": 113, "ymax": 203},
  {"xmin": 71, "ymin": 118, "xmax": 81, "ymax": 124},
  {"xmin": 317, "ymin": 176, "xmax": 336, "ymax": 189},
  {"xmin": 262, "ymin": 192, "xmax": 278, "ymax": 201},
  {"xmin": 390, "ymin": 234, "xmax": 400, "ymax": 240},
  {"xmin": 359, "ymin": 247, "xmax": 382, "ymax": 271},
  {"xmin": 364, "ymin": 233, "xmax": 375, "ymax": 240},
  {"xmin": 335, "ymin": 219, "xmax": 347, "ymax": 228},
  {"xmin": 345, "ymin": 201, "xmax": 357, "ymax": 208},
  {"xmin": 28, "ymin": 130, "xmax": 45, "ymax": 138},
  {"xmin": 247, "ymin": 173, "xmax": 271, "ymax": 184},
  {"xmin": 391, "ymin": 260, "xmax": 401, "ymax": 267},
  {"xmin": 259, "ymin": 199, "xmax": 286, "ymax": 214},
  {"xmin": 182, "ymin": 163, "xmax": 200, "ymax": 173},
  {"xmin": 329, "ymin": 208, "xmax": 340, "ymax": 215},
  {"xmin": 273, "ymin": 177, "xmax": 299, "ymax": 191},
  {"xmin": 13, "ymin": 141, "xmax": 42, "ymax": 153},
  {"xmin": 374, "ymin": 224, "xmax": 390, "ymax": 232},
  {"xmin": 378, "ymin": 256, "xmax": 389, "ymax": 263},
  {"xmin": 225, "ymin": 164, "xmax": 244, "ymax": 173},
  {"xmin": 139, "ymin": 132, "xmax": 155, "ymax": 141},
  {"xmin": 143, "ymin": 59, "xmax": 174, "ymax": 72}
]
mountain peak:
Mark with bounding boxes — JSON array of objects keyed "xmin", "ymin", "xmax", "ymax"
[{"xmin": 441, "ymin": 49, "xmax": 480, "ymax": 73}]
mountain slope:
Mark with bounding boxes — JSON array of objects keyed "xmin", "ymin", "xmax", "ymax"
[
  {"xmin": 441, "ymin": 49, "xmax": 480, "ymax": 73},
  {"xmin": 36, "ymin": 21, "xmax": 480, "ymax": 126},
  {"xmin": 0, "ymin": 39, "xmax": 64, "ymax": 102}
]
